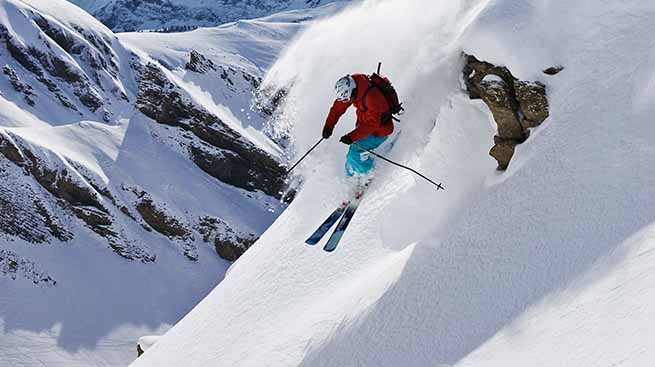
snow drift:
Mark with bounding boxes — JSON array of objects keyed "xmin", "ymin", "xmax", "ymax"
[{"xmin": 138, "ymin": 0, "xmax": 654, "ymax": 365}]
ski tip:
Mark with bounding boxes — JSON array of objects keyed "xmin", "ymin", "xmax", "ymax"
[
  {"xmin": 305, "ymin": 240, "xmax": 319, "ymax": 246},
  {"xmin": 323, "ymin": 246, "xmax": 336, "ymax": 253}
]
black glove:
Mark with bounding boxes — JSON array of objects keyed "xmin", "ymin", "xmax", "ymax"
[
  {"xmin": 339, "ymin": 134, "xmax": 353, "ymax": 145},
  {"xmin": 322, "ymin": 126, "xmax": 333, "ymax": 139}
]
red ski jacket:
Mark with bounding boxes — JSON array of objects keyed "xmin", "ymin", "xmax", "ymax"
[{"xmin": 323, "ymin": 73, "xmax": 395, "ymax": 142}]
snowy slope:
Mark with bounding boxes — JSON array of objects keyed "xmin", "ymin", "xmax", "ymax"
[
  {"xmin": 68, "ymin": 0, "xmax": 351, "ymax": 32},
  {"xmin": 130, "ymin": 0, "xmax": 655, "ymax": 366},
  {"xmin": 0, "ymin": 1, "xmax": 340, "ymax": 366}
]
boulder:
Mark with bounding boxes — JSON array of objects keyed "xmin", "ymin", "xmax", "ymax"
[{"xmin": 463, "ymin": 54, "xmax": 550, "ymax": 170}]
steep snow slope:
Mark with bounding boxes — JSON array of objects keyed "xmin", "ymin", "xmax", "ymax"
[
  {"xmin": 0, "ymin": 1, "xmax": 340, "ymax": 366},
  {"xmin": 131, "ymin": 0, "xmax": 655, "ymax": 366},
  {"xmin": 68, "ymin": 0, "xmax": 350, "ymax": 32}
]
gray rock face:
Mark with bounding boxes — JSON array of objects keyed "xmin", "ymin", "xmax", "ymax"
[
  {"xmin": 0, "ymin": 132, "xmax": 156, "ymax": 263},
  {"xmin": 195, "ymin": 216, "xmax": 257, "ymax": 262},
  {"xmin": 136, "ymin": 62, "xmax": 287, "ymax": 199},
  {"xmin": 185, "ymin": 50, "xmax": 216, "ymax": 74},
  {"xmin": 463, "ymin": 54, "xmax": 551, "ymax": 170}
]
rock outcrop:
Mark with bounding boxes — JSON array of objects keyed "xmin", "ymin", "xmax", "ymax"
[
  {"xmin": 463, "ymin": 54, "xmax": 551, "ymax": 170},
  {"xmin": 196, "ymin": 216, "xmax": 257, "ymax": 262},
  {"xmin": 0, "ymin": 132, "xmax": 155, "ymax": 263},
  {"xmin": 137, "ymin": 62, "xmax": 287, "ymax": 199},
  {"xmin": 0, "ymin": 249, "xmax": 56, "ymax": 285},
  {"xmin": 185, "ymin": 50, "xmax": 216, "ymax": 74}
]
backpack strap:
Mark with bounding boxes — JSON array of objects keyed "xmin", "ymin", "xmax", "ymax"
[{"xmin": 360, "ymin": 80, "xmax": 374, "ymax": 113}]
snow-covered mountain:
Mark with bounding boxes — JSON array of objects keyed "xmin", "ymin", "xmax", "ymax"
[
  {"xmin": 130, "ymin": 0, "xmax": 655, "ymax": 366},
  {"xmin": 68, "ymin": 0, "xmax": 349, "ymax": 32},
  {"xmin": 0, "ymin": 0, "xmax": 347, "ymax": 366}
]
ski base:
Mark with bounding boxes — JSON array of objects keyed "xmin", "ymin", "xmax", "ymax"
[
  {"xmin": 305, "ymin": 204, "xmax": 348, "ymax": 245},
  {"xmin": 323, "ymin": 200, "xmax": 361, "ymax": 252}
]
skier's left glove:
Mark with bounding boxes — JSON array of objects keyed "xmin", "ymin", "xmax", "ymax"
[{"xmin": 339, "ymin": 134, "xmax": 353, "ymax": 145}]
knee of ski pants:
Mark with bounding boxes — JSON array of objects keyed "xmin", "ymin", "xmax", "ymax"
[{"xmin": 345, "ymin": 135, "xmax": 388, "ymax": 177}]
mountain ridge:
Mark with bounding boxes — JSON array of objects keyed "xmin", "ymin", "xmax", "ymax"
[{"xmin": 68, "ymin": 0, "xmax": 348, "ymax": 32}]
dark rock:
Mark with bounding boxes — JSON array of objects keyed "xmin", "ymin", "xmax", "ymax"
[
  {"xmin": 0, "ymin": 132, "xmax": 26, "ymax": 166},
  {"xmin": 136, "ymin": 198, "xmax": 189, "ymax": 239},
  {"xmin": 489, "ymin": 136, "xmax": 519, "ymax": 171},
  {"xmin": 543, "ymin": 66, "xmax": 565, "ymax": 75},
  {"xmin": 0, "ymin": 134, "xmax": 72, "ymax": 243},
  {"xmin": 185, "ymin": 50, "xmax": 216, "ymax": 73},
  {"xmin": 3, "ymin": 65, "xmax": 35, "ymax": 101},
  {"xmin": 0, "ymin": 135, "xmax": 154, "ymax": 262},
  {"xmin": 34, "ymin": 15, "xmax": 75, "ymax": 53},
  {"xmin": 137, "ymin": 63, "xmax": 286, "ymax": 198},
  {"xmin": 1, "ymin": 22, "xmax": 105, "ymax": 112},
  {"xmin": 0, "ymin": 249, "xmax": 56, "ymax": 285},
  {"xmin": 478, "ymin": 78, "xmax": 525, "ymax": 140},
  {"xmin": 136, "ymin": 197, "xmax": 196, "ymax": 260},
  {"xmin": 463, "ymin": 53, "xmax": 550, "ymax": 170},
  {"xmin": 195, "ymin": 216, "xmax": 257, "ymax": 262},
  {"xmin": 514, "ymin": 81, "xmax": 549, "ymax": 129},
  {"xmin": 137, "ymin": 344, "xmax": 145, "ymax": 357}
]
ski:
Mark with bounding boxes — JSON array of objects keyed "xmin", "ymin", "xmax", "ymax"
[
  {"xmin": 323, "ymin": 194, "xmax": 363, "ymax": 252},
  {"xmin": 305, "ymin": 202, "xmax": 349, "ymax": 245}
]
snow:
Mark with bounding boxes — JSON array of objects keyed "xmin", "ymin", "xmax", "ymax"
[
  {"xmin": 118, "ymin": 3, "xmax": 349, "ymax": 157},
  {"xmin": 67, "ymin": 0, "xmax": 352, "ymax": 32},
  {"xmin": 130, "ymin": 0, "xmax": 655, "ymax": 366},
  {"xmin": 0, "ymin": 1, "xmax": 337, "ymax": 366}
]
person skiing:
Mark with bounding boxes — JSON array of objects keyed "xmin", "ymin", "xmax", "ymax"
[{"xmin": 321, "ymin": 73, "xmax": 397, "ymax": 183}]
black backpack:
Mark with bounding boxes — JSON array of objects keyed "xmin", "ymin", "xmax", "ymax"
[{"xmin": 361, "ymin": 62, "xmax": 404, "ymax": 124}]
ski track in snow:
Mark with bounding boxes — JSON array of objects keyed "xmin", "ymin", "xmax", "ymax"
[{"xmin": 132, "ymin": 0, "xmax": 655, "ymax": 366}]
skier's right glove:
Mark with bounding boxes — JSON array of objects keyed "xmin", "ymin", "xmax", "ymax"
[{"xmin": 322, "ymin": 126, "xmax": 333, "ymax": 139}]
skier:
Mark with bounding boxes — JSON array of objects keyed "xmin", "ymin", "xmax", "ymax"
[{"xmin": 321, "ymin": 73, "xmax": 397, "ymax": 188}]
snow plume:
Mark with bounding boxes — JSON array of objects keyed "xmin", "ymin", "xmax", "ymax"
[
  {"xmin": 133, "ymin": 1, "xmax": 655, "ymax": 366},
  {"xmin": 265, "ymin": 0, "xmax": 492, "ymax": 214}
]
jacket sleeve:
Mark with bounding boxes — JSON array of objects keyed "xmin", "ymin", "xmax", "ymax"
[
  {"xmin": 347, "ymin": 93, "xmax": 386, "ymax": 141},
  {"xmin": 324, "ymin": 99, "xmax": 352, "ymax": 130}
]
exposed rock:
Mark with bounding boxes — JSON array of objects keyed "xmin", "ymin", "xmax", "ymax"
[
  {"xmin": 543, "ymin": 65, "xmax": 565, "ymax": 75},
  {"xmin": 0, "ymin": 133, "xmax": 154, "ymax": 262},
  {"xmin": 136, "ymin": 197, "xmax": 196, "ymax": 261},
  {"xmin": 0, "ymin": 131, "xmax": 26, "ymax": 165},
  {"xmin": 0, "ymin": 174, "xmax": 72, "ymax": 243},
  {"xmin": 0, "ymin": 248, "xmax": 56, "ymax": 285},
  {"xmin": 489, "ymin": 136, "xmax": 519, "ymax": 171},
  {"xmin": 463, "ymin": 54, "xmax": 550, "ymax": 170},
  {"xmin": 136, "ymin": 198, "xmax": 189, "ymax": 239},
  {"xmin": 478, "ymin": 77, "xmax": 525, "ymax": 140},
  {"xmin": 185, "ymin": 50, "xmax": 216, "ymax": 73},
  {"xmin": 241, "ymin": 71, "xmax": 261, "ymax": 89},
  {"xmin": 3, "ymin": 65, "xmax": 36, "ymax": 106},
  {"xmin": 1, "ymin": 17, "xmax": 107, "ymax": 112},
  {"xmin": 515, "ymin": 81, "xmax": 549, "ymax": 129},
  {"xmin": 0, "ymin": 134, "xmax": 72, "ymax": 243},
  {"xmin": 34, "ymin": 15, "xmax": 75, "ymax": 53},
  {"xmin": 195, "ymin": 216, "xmax": 257, "ymax": 262},
  {"xmin": 137, "ymin": 63, "xmax": 286, "ymax": 198}
]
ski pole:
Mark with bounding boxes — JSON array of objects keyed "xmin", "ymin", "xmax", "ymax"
[
  {"xmin": 352, "ymin": 142, "xmax": 445, "ymax": 191},
  {"xmin": 286, "ymin": 138, "xmax": 324, "ymax": 175}
]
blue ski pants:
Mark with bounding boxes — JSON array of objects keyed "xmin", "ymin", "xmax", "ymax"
[{"xmin": 345, "ymin": 134, "xmax": 388, "ymax": 177}]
